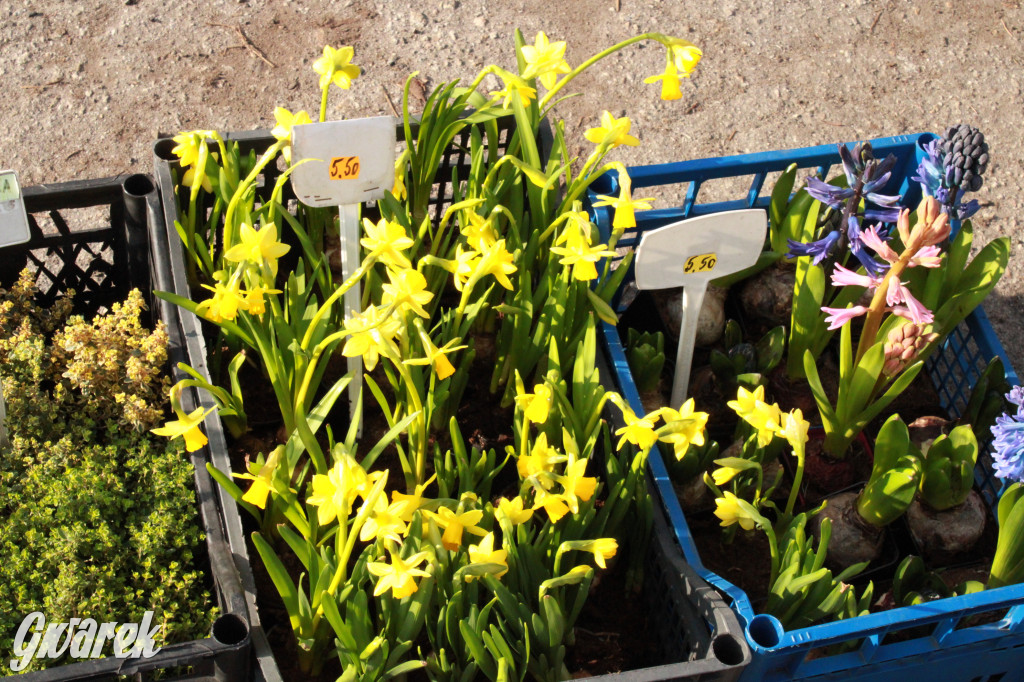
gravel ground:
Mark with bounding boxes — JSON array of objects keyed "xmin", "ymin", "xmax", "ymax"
[{"xmin": 1, "ymin": 0, "xmax": 1021, "ymax": 374}]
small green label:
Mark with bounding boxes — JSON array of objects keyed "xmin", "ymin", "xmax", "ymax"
[{"xmin": 0, "ymin": 173, "xmax": 19, "ymax": 203}]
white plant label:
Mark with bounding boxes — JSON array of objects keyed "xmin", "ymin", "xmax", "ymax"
[
  {"xmin": 633, "ymin": 209, "xmax": 767, "ymax": 405},
  {"xmin": 290, "ymin": 117, "xmax": 397, "ymax": 207},
  {"xmin": 0, "ymin": 170, "xmax": 30, "ymax": 248},
  {"xmin": 291, "ymin": 118, "xmax": 398, "ymax": 435}
]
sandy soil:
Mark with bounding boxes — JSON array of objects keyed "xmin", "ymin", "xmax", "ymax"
[{"xmin": 1, "ymin": 0, "xmax": 1021, "ymax": 374}]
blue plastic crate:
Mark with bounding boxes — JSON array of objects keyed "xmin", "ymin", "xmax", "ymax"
[{"xmin": 588, "ymin": 134, "xmax": 1024, "ymax": 681}]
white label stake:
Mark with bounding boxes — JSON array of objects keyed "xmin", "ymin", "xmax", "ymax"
[
  {"xmin": 633, "ymin": 209, "xmax": 767, "ymax": 406},
  {"xmin": 0, "ymin": 170, "xmax": 30, "ymax": 248},
  {"xmin": 291, "ymin": 118, "xmax": 397, "ymax": 436}
]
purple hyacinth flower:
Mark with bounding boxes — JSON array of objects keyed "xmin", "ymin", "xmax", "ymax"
[
  {"xmin": 847, "ymin": 217, "xmax": 887, "ymax": 277},
  {"xmin": 992, "ymin": 414, "xmax": 1024, "ymax": 484},
  {"xmin": 864, "ymin": 205, "xmax": 903, "ymax": 223},
  {"xmin": 913, "ymin": 140, "xmax": 944, "ymax": 197},
  {"xmin": 839, "ymin": 143, "xmax": 859, "ymax": 185},
  {"xmin": 805, "ymin": 177, "xmax": 854, "ymax": 211},
  {"xmin": 958, "ymin": 198, "xmax": 980, "ymax": 220},
  {"xmin": 786, "ymin": 230, "xmax": 841, "ymax": 264},
  {"xmin": 1009, "ymin": 386, "xmax": 1024, "ymax": 414}
]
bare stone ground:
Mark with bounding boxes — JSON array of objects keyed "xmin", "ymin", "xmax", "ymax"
[{"xmin": 1, "ymin": 0, "xmax": 1022, "ymax": 374}]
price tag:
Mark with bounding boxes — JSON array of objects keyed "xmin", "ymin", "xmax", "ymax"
[
  {"xmin": 329, "ymin": 156, "xmax": 361, "ymax": 180},
  {"xmin": 0, "ymin": 171, "xmax": 30, "ymax": 248},
  {"xmin": 634, "ymin": 209, "xmax": 767, "ymax": 404},
  {"xmin": 684, "ymin": 253, "xmax": 717, "ymax": 274},
  {"xmin": 290, "ymin": 117, "xmax": 397, "ymax": 207}
]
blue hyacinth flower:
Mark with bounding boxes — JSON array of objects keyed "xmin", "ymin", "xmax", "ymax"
[
  {"xmin": 992, "ymin": 387, "xmax": 1024, "ymax": 483},
  {"xmin": 786, "ymin": 230, "xmax": 841, "ymax": 264}
]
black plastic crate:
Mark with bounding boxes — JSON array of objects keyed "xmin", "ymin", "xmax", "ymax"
[
  {"xmin": 153, "ymin": 120, "xmax": 750, "ymax": 680},
  {"xmin": 152, "ymin": 122, "xmax": 524, "ymax": 682},
  {"xmin": 0, "ymin": 174, "xmax": 250, "ymax": 681}
]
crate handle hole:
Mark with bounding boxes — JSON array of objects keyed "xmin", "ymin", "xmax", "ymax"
[
  {"xmin": 747, "ymin": 613, "xmax": 784, "ymax": 648},
  {"xmin": 123, "ymin": 174, "xmax": 155, "ymax": 198},
  {"xmin": 211, "ymin": 613, "xmax": 250, "ymax": 647},
  {"xmin": 153, "ymin": 138, "xmax": 179, "ymax": 162},
  {"xmin": 711, "ymin": 633, "xmax": 746, "ymax": 665}
]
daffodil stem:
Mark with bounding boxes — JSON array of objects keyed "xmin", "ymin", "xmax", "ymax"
[
  {"xmin": 539, "ymin": 33, "xmax": 658, "ymax": 111},
  {"xmin": 301, "ymin": 254, "xmax": 378, "ymax": 351},
  {"xmin": 224, "ymin": 140, "xmax": 286, "ymax": 249},
  {"xmin": 785, "ymin": 443, "xmax": 805, "ymax": 518},
  {"xmin": 319, "ymin": 86, "xmax": 330, "ymax": 123}
]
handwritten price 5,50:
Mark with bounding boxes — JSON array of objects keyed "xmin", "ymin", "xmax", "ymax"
[
  {"xmin": 329, "ymin": 156, "xmax": 361, "ymax": 180},
  {"xmin": 683, "ymin": 253, "xmax": 717, "ymax": 274}
]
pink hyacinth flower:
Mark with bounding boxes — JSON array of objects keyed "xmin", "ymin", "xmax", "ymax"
[
  {"xmin": 822, "ymin": 305, "xmax": 870, "ymax": 330},
  {"xmin": 892, "ymin": 288, "xmax": 934, "ymax": 325},
  {"xmin": 859, "ymin": 225, "xmax": 899, "ymax": 263},
  {"xmin": 831, "ymin": 263, "xmax": 882, "ymax": 289},
  {"xmin": 909, "ymin": 245, "xmax": 943, "ymax": 268}
]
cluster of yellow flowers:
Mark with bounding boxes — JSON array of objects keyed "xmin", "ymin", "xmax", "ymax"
[
  {"xmin": 240, "ymin": 445, "xmax": 614, "ymax": 600},
  {"xmin": 712, "ymin": 386, "xmax": 811, "ymax": 530},
  {"xmin": 614, "ymin": 398, "xmax": 710, "ymax": 462},
  {"xmin": 195, "ymin": 222, "xmax": 289, "ymax": 323}
]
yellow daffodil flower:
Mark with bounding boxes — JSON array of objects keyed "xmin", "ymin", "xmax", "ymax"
[
  {"xmin": 151, "ymin": 405, "xmax": 215, "ymax": 452},
  {"xmin": 391, "ymin": 473, "xmax": 436, "ymax": 522},
  {"xmin": 581, "ymin": 538, "xmax": 618, "ymax": 569},
  {"xmin": 426, "ymin": 507, "xmax": 487, "ymax": 551},
  {"xmin": 467, "ymin": 532, "xmax": 508, "ymax": 579},
  {"xmin": 584, "ymin": 111, "xmax": 640, "ymax": 149},
  {"xmin": 232, "ymin": 446, "xmax": 283, "ymax": 509},
  {"xmin": 496, "ymin": 496, "xmax": 533, "ymax": 525},
  {"xmin": 533, "ymin": 487, "xmax": 571, "ymax": 522},
  {"xmin": 341, "ymin": 305, "xmax": 401, "ymax": 371},
  {"xmin": 451, "ymin": 244, "xmax": 481, "ymax": 292},
  {"xmin": 476, "ymin": 240, "xmax": 517, "ymax": 290},
  {"xmin": 312, "ymin": 45, "xmax": 361, "ymax": 90},
  {"xmin": 666, "ymin": 39, "xmax": 703, "ymax": 76},
  {"xmin": 711, "ymin": 466, "xmax": 741, "ymax": 487},
  {"xmin": 171, "ymin": 132, "xmax": 203, "ymax": 168},
  {"xmin": 245, "ymin": 284, "xmax": 281, "ymax": 317},
  {"xmin": 271, "ymin": 107, "xmax": 312, "ymax": 164},
  {"xmin": 644, "ymin": 62, "xmax": 683, "ymax": 101},
  {"xmin": 778, "ymin": 408, "xmax": 810, "ymax": 451},
  {"xmin": 367, "ymin": 546, "xmax": 431, "ymax": 599},
  {"xmin": 223, "ymin": 222, "xmax": 291, "ymax": 275},
  {"xmin": 615, "ymin": 410, "xmax": 660, "ymax": 451},
  {"xmin": 591, "ymin": 188, "xmax": 654, "ymax": 230},
  {"xmin": 550, "ymin": 234, "xmax": 616, "ymax": 281},
  {"xmin": 556, "ymin": 456, "xmax": 598, "ymax": 514},
  {"xmin": 521, "ymin": 31, "xmax": 571, "ymax": 90},
  {"xmin": 381, "ymin": 267, "xmax": 433, "ymax": 319},
  {"xmin": 197, "ymin": 276, "xmax": 249, "ymax": 323},
  {"xmin": 727, "ymin": 385, "xmax": 781, "ymax": 448},
  {"xmin": 517, "ymin": 432, "xmax": 564, "ymax": 480},
  {"xmin": 404, "ymin": 326, "xmax": 465, "ymax": 381},
  {"xmin": 713, "ymin": 491, "xmax": 758, "ymax": 531},
  {"xmin": 517, "ymin": 383, "xmax": 553, "ymax": 424},
  {"xmin": 462, "ymin": 212, "xmax": 498, "ymax": 252},
  {"xmin": 360, "ymin": 501, "xmax": 410, "ymax": 544},
  {"xmin": 182, "ymin": 166, "xmax": 212, "ymax": 193},
  {"xmin": 361, "ymin": 217, "xmax": 414, "ymax": 269},
  {"xmin": 392, "ymin": 151, "xmax": 409, "ymax": 200},
  {"xmin": 307, "ymin": 452, "xmax": 375, "ymax": 526},
  {"xmin": 654, "ymin": 399, "xmax": 709, "ymax": 461},
  {"xmin": 491, "ymin": 77, "xmax": 538, "ymax": 109}
]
